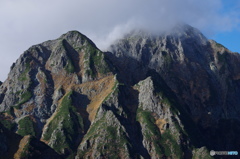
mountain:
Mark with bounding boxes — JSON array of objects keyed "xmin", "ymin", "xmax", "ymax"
[{"xmin": 0, "ymin": 24, "xmax": 240, "ymax": 158}]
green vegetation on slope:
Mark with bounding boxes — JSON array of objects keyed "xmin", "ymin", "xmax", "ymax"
[
  {"xmin": 13, "ymin": 90, "xmax": 32, "ymax": 109},
  {"xmin": 14, "ymin": 63, "xmax": 33, "ymax": 109},
  {"xmin": 42, "ymin": 91, "xmax": 84, "ymax": 154},
  {"xmin": 160, "ymin": 130, "xmax": 182, "ymax": 158},
  {"xmin": 215, "ymin": 42, "xmax": 226, "ymax": 49},
  {"xmin": 64, "ymin": 59, "xmax": 75, "ymax": 73},
  {"xmin": 79, "ymin": 112, "xmax": 130, "ymax": 159},
  {"xmin": 17, "ymin": 116, "xmax": 36, "ymax": 137},
  {"xmin": 84, "ymin": 45, "xmax": 110, "ymax": 78},
  {"xmin": 19, "ymin": 59, "xmax": 31, "ymax": 81},
  {"xmin": 0, "ymin": 119, "xmax": 16, "ymax": 131},
  {"xmin": 137, "ymin": 108, "xmax": 183, "ymax": 158},
  {"xmin": 61, "ymin": 39, "xmax": 76, "ymax": 73},
  {"xmin": 136, "ymin": 108, "xmax": 164, "ymax": 156}
]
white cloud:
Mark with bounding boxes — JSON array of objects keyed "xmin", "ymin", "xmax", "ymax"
[{"xmin": 0, "ymin": 0, "xmax": 239, "ymax": 81}]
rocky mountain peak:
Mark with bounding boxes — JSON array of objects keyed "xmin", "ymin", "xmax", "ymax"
[
  {"xmin": 108, "ymin": 24, "xmax": 210, "ymax": 76},
  {"xmin": 59, "ymin": 30, "xmax": 97, "ymax": 49},
  {"xmin": 115, "ymin": 23, "xmax": 208, "ymax": 46},
  {"xmin": 0, "ymin": 24, "xmax": 240, "ymax": 158},
  {"xmin": 170, "ymin": 23, "xmax": 207, "ymax": 41}
]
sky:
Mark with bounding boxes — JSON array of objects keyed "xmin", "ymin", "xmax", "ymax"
[{"xmin": 0, "ymin": 0, "xmax": 239, "ymax": 81}]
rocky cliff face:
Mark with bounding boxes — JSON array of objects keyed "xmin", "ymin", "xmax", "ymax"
[
  {"xmin": 108, "ymin": 25, "xmax": 240, "ymax": 152},
  {"xmin": 0, "ymin": 24, "xmax": 239, "ymax": 158}
]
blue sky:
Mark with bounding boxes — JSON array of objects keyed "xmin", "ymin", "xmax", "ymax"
[
  {"xmin": 214, "ymin": 31, "xmax": 240, "ymax": 52},
  {"xmin": 213, "ymin": 1, "xmax": 240, "ymax": 52},
  {"xmin": 0, "ymin": 0, "xmax": 239, "ymax": 81}
]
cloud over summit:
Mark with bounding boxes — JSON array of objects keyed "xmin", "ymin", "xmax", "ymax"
[{"xmin": 0, "ymin": 0, "xmax": 239, "ymax": 81}]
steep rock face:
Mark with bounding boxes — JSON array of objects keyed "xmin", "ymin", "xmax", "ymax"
[
  {"xmin": 0, "ymin": 30, "xmax": 111, "ymax": 112},
  {"xmin": 135, "ymin": 77, "xmax": 183, "ymax": 158},
  {"xmin": 0, "ymin": 30, "xmax": 111, "ymax": 118},
  {"xmin": 76, "ymin": 79, "xmax": 144, "ymax": 158},
  {"xmin": 0, "ymin": 24, "xmax": 239, "ymax": 158},
  {"xmin": 109, "ymin": 24, "xmax": 240, "ymax": 151},
  {"xmin": 134, "ymin": 74, "xmax": 212, "ymax": 159},
  {"xmin": 0, "ymin": 31, "xmax": 114, "ymax": 157}
]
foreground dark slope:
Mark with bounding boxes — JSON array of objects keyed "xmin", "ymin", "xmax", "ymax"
[{"xmin": 0, "ymin": 25, "xmax": 239, "ymax": 158}]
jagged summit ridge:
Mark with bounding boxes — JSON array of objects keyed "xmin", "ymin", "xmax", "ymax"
[
  {"xmin": 109, "ymin": 24, "xmax": 208, "ymax": 65},
  {"xmin": 125, "ymin": 23, "xmax": 207, "ymax": 39},
  {"xmin": 0, "ymin": 24, "xmax": 240, "ymax": 158}
]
